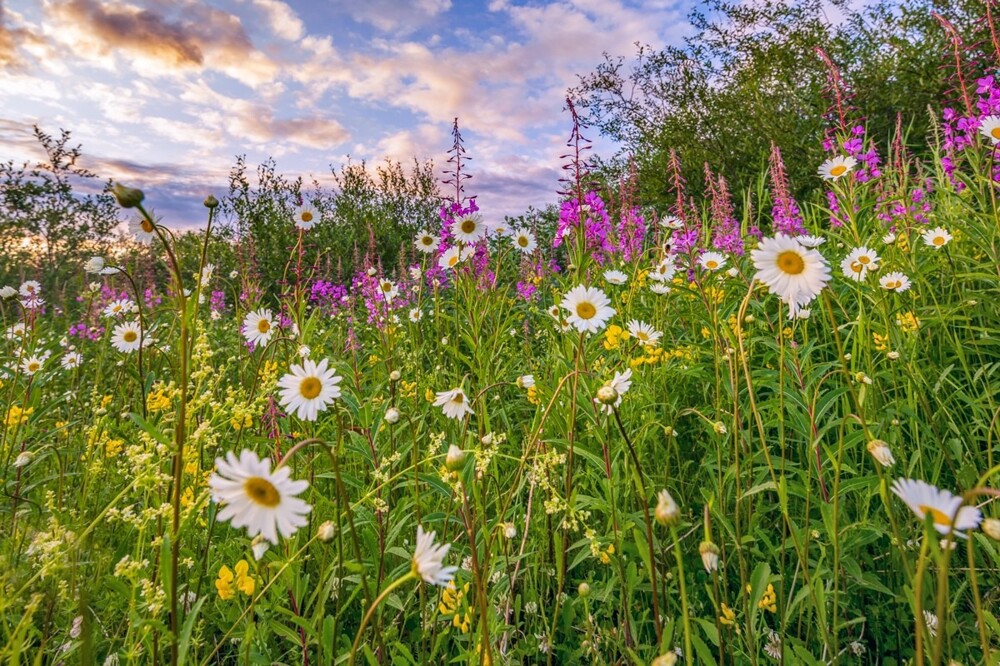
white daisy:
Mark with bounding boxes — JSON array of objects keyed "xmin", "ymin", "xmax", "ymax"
[
  {"xmin": 438, "ymin": 246, "xmax": 463, "ymax": 271},
  {"xmin": 882, "ymin": 231, "xmax": 897, "ymax": 245},
  {"xmin": 841, "ymin": 246, "xmax": 880, "ymax": 281},
  {"xmin": 922, "ymin": 227, "xmax": 952, "ymax": 248},
  {"xmin": 795, "ymin": 234, "xmax": 825, "ymax": 248},
  {"xmin": 276, "ymin": 358, "xmax": 342, "ymax": 421},
  {"xmin": 626, "ymin": 320, "xmax": 662, "ymax": 347},
  {"xmin": 654, "ymin": 489, "xmax": 680, "ymax": 525},
  {"xmin": 818, "ymin": 155, "xmax": 858, "ymax": 180},
  {"xmin": 103, "ymin": 299, "xmax": 135, "ymax": 318},
  {"xmin": 879, "ymin": 272, "xmax": 911, "ymax": 292},
  {"xmin": 698, "ymin": 251, "xmax": 727, "ymax": 271},
  {"xmin": 19, "ymin": 281, "xmax": 40, "ymax": 298},
  {"xmin": 293, "ymin": 203, "xmax": 319, "ymax": 230},
  {"xmin": 517, "ymin": 374, "xmax": 535, "ymax": 388},
  {"xmin": 649, "ymin": 282, "xmax": 671, "ymax": 295},
  {"xmin": 603, "ymin": 270, "xmax": 628, "ymax": 286},
  {"xmin": 751, "ymin": 235, "xmax": 831, "ymax": 319},
  {"xmin": 21, "ymin": 354, "xmax": 44, "ymax": 375},
  {"xmin": 660, "ymin": 215, "xmax": 684, "ymax": 229},
  {"xmin": 377, "ymin": 279, "xmax": 399, "ymax": 304},
  {"xmin": 85, "ymin": 256, "xmax": 118, "ymax": 275},
  {"xmin": 61, "ymin": 351, "xmax": 83, "ymax": 370},
  {"xmin": 243, "ymin": 309, "xmax": 276, "ymax": 347},
  {"xmin": 208, "ymin": 449, "xmax": 311, "ymax": 544},
  {"xmin": 408, "ymin": 308, "xmax": 423, "ymax": 323},
  {"xmin": 129, "ymin": 215, "xmax": 157, "ymax": 243},
  {"xmin": 595, "ymin": 367, "xmax": 632, "ymax": 414},
  {"xmin": 0, "ymin": 285, "xmax": 16, "ymax": 299},
  {"xmin": 891, "ymin": 478, "xmax": 982, "ymax": 537},
  {"xmin": 649, "ymin": 259, "xmax": 677, "ymax": 282},
  {"xmin": 434, "ymin": 387, "xmax": 474, "ymax": 420},
  {"xmin": 452, "ymin": 214, "xmax": 486, "ymax": 244},
  {"xmin": 512, "ymin": 229, "xmax": 537, "ymax": 253},
  {"xmin": 411, "ymin": 525, "xmax": 457, "ymax": 586},
  {"xmin": 980, "ymin": 115, "xmax": 1000, "ymax": 143},
  {"xmin": 415, "ymin": 230, "xmax": 440, "ymax": 254},
  {"xmin": 111, "ymin": 321, "xmax": 142, "ymax": 353},
  {"xmin": 560, "ymin": 285, "xmax": 615, "ymax": 334}
]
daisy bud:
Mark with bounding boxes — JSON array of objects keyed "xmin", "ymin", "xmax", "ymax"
[
  {"xmin": 318, "ymin": 520, "xmax": 337, "ymax": 542},
  {"xmin": 84, "ymin": 256, "xmax": 107, "ymax": 274},
  {"xmin": 699, "ymin": 540, "xmax": 720, "ymax": 572},
  {"xmin": 502, "ymin": 522, "xmax": 517, "ymax": 539},
  {"xmin": 384, "ymin": 407, "xmax": 400, "ymax": 424},
  {"xmin": 713, "ymin": 421, "xmax": 727, "ymax": 435},
  {"xmin": 251, "ymin": 534, "xmax": 270, "ymax": 561},
  {"xmin": 14, "ymin": 451, "xmax": 33, "ymax": 467},
  {"xmin": 0, "ymin": 285, "xmax": 16, "ymax": 299},
  {"xmin": 204, "ymin": 194, "xmax": 219, "ymax": 209},
  {"xmin": 389, "ymin": 370, "xmax": 401, "ymax": 382},
  {"xmin": 366, "ymin": 267, "xmax": 377, "ymax": 277},
  {"xmin": 111, "ymin": 183, "xmax": 144, "ymax": 208},
  {"xmin": 229, "ymin": 271, "xmax": 239, "ymax": 279},
  {"xmin": 577, "ymin": 582, "xmax": 590, "ymax": 598},
  {"xmin": 655, "ymin": 489, "xmax": 680, "ymax": 526},
  {"xmin": 887, "ymin": 351, "xmax": 900, "ymax": 360},
  {"xmin": 446, "ymin": 445, "xmax": 466, "ymax": 470},
  {"xmin": 517, "ymin": 374, "xmax": 535, "ymax": 389},
  {"xmin": 982, "ymin": 518, "xmax": 1000, "ymax": 540},
  {"xmin": 651, "ymin": 653, "xmax": 678, "ymax": 666},
  {"xmin": 596, "ymin": 385, "xmax": 619, "ymax": 405},
  {"xmin": 866, "ymin": 439, "xmax": 895, "ymax": 467}
]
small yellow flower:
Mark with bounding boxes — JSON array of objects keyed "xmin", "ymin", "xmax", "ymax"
[
  {"xmin": 425, "ymin": 388, "xmax": 435, "ymax": 402},
  {"xmin": 897, "ymin": 311, "xmax": 920, "ymax": 333},
  {"xmin": 235, "ymin": 560, "xmax": 255, "ymax": 595},
  {"xmin": 720, "ymin": 603, "xmax": 736, "ymax": 625},
  {"xmin": 216, "ymin": 565, "xmax": 235, "ymax": 600},
  {"xmin": 759, "ymin": 583, "xmax": 778, "ymax": 613},
  {"xmin": 873, "ymin": 332, "xmax": 889, "ymax": 352}
]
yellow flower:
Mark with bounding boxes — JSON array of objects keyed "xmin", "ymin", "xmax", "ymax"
[
  {"xmin": 425, "ymin": 387, "xmax": 435, "ymax": 402},
  {"xmin": 439, "ymin": 582, "xmax": 472, "ymax": 633},
  {"xmin": 105, "ymin": 438, "xmax": 124, "ymax": 457},
  {"xmin": 720, "ymin": 603, "xmax": 736, "ymax": 625},
  {"xmin": 526, "ymin": 385, "xmax": 541, "ymax": 405},
  {"xmin": 603, "ymin": 324, "xmax": 629, "ymax": 350},
  {"xmin": 873, "ymin": 332, "xmax": 889, "ymax": 352},
  {"xmin": 235, "ymin": 560, "xmax": 255, "ymax": 595},
  {"xmin": 897, "ymin": 311, "xmax": 920, "ymax": 333},
  {"xmin": 101, "ymin": 395, "xmax": 113, "ymax": 409},
  {"xmin": 146, "ymin": 388, "xmax": 172, "ymax": 412},
  {"xmin": 759, "ymin": 583, "xmax": 777, "ymax": 613},
  {"xmin": 4, "ymin": 405, "xmax": 33, "ymax": 428},
  {"xmin": 216, "ymin": 565, "xmax": 235, "ymax": 600}
]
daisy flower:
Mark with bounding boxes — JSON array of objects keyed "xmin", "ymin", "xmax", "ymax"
[
  {"xmin": 922, "ymin": 227, "xmax": 952, "ymax": 248},
  {"xmin": 415, "ymin": 230, "xmax": 440, "ymax": 254},
  {"xmin": 879, "ymin": 272, "xmax": 911, "ymax": 292},
  {"xmin": 891, "ymin": 478, "xmax": 981, "ymax": 537},
  {"xmin": 698, "ymin": 251, "xmax": 727, "ymax": 271},
  {"xmin": 111, "ymin": 321, "xmax": 142, "ymax": 353},
  {"xmin": 438, "ymin": 246, "xmax": 462, "ymax": 271},
  {"xmin": 650, "ymin": 282, "xmax": 671, "ymax": 295},
  {"xmin": 208, "ymin": 449, "xmax": 311, "ymax": 544},
  {"xmin": 512, "ymin": 229, "xmax": 537, "ymax": 253},
  {"xmin": 277, "ymin": 358, "xmax": 343, "ymax": 421},
  {"xmin": 433, "ymin": 387, "xmax": 474, "ymax": 420},
  {"xmin": 0, "ymin": 285, "xmax": 15, "ymax": 299},
  {"xmin": 817, "ymin": 155, "xmax": 857, "ymax": 180},
  {"xmin": 21, "ymin": 354, "xmax": 44, "ymax": 375},
  {"xmin": 840, "ymin": 246, "xmax": 880, "ymax": 281},
  {"xmin": 19, "ymin": 281, "xmax": 40, "ymax": 298},
  {"xmin": 517, "ymin": 374, "xmax": 535, "ymax": 388},
  {"xmin": 751, "ymin": 235, "xmax": 831, "ymax": 319},
  {"xmin": 411, "ymin": 525, "xmax": 457, "ymax": 586},
  {"xmin": 654, "ymin": 489, "xmax": 680, "ymax": 525},
  {"xmin": 626, "ymin": 320, "xmax": 662, "ymax": 347},
  {"xmin": 243, "ymin": 309, "xmax": 276, "ymax": 347},
  {"xmin": 103, "ymin": 299, "xmax": 135, "ymax": 318},
  {"xmin": 649, "ymin": 259, "xmax": 677, "ymax": 282},
  {"xmin": 452, "ymin": 214, "xmax": 486, "ymax": 244},
  {"xmin": 84, "ymin": 256, "xmax": 118, "ymax": 275},
  {"xmin": 293, "ymin": 203, "xmax": 319, "ymax": 230},
  {"xmin": 377, "ymin": 279, "xmax": 399, "ymax": 304},
  {"xmin": 980, "ymin": 115, "xmax": 1000, "ymax": 143},
  {"xmin": 560, "ymin": 285, "xmax": 615, "ymax": 334},
  {"xmin": 603, "ymin": 270, "xmax": 628, "ymax": 286},
  {"xmin": 595, "ymin": 368, "xmax": 632, "ymax": 414},
  {"xmin": 795, "ymin": 234, "xmax": 825, "ymax": 248},
  {"xmin": 130, "ymin": 215, "xmax": 157, "ymax": 243},
  {"xmin": 408, "ymin": 308, "xmax": 423, "ymax": 323},
  {"xmin": 61, "ymin": 351, "xmax": 83, "ymax": 370},
  {"xmin": 660, "ymin": 215, "xmax": 684, "ymax": 229}
]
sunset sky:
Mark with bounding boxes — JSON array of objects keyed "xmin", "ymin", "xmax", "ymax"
[{"xmin": 0, "ymin": 0, "xmax": 692, "ymax": 227}]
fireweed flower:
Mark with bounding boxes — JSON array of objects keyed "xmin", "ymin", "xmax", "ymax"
[
  {"xmin": 922, "ymin": 227, "xmax": 952, "ymax": 248},
  {"xmin": 433, "ymin": 387, "xmax": 474, "ymax": 420},
  {"xmin": 415, "ymin": 230, "xmax": 439, "ymax": 254},
  {"xmin": 891, "ymin": 478, "xmax": 981, "ymax": 537},
  {"xmin": 841, "ymin": 246, "xmax": 880, "ymax": 281},
  {"xmin": 626, "ymin": 320, "xmax": 662, "ymax": 347},
  {"xmin": 293, "ymin": 203, "xmax": 318, "ymax": 230},
  {"xmin": 111, "ymin": 321, "xmax": 142, "ymax": 353},
  {"xmin": 412, "ymin": 525, "xmax": 457, "ymax": 586},
  {"xmin": 560, "ymin": 285, "xmax": 615, "ymax": 334},
  {"xmin": 818, "ymin": 155, "xmax": 857, "ymax": 180},
  {"xmin": 208, "ymin": 449, "xmax": 311, "ymax": 544},
  {"xmin": 879, "ymin": 272, "xmax": 911, "ymax": 292},
  {"xmin": 512, "ymin": 229, "xmax": 537, "ymax": 253},
  {"xmin": 277, "ymin": 358, "xmax": 342, "ymax": 421},
  {"xmin": 751, "ymin": 235, "xmax": 831, "ymax": 319},
  {"xmin": 243, "ymin": 309, "xmax": 276, "ymax": 347},
  {"xmin": 603, "ymin": 270, "xmax": 628, "ymax": 286}
]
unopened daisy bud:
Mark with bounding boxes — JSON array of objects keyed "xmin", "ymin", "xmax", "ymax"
[
  {"xmin": 517, "ymin": 374, "xmax": 535, "ymax": 389},
  {"xmin": 699, "ymin": 540, "xmax": 720, "ymax": 572},
  {"xmin": 887, "ymin": 351, "xmax": 900, "ymax": 360},
  {"xmin": 384, "ymin": 407, "xmax": 400, "ymax": 424},
  {"xmin": 84, "ymin": 256, "xmax": 107, "ymax": 274},
  {"xmin": 502, "ymin": 522, "xmax": 517, "ymax": 539},
  {"xmin": 317, "ymin": 520, "xmax": 337, "ymax": 542},
  {"xmin": 577, "ymin": 582, "xmax": 590, "ymax": 598},
  {"xmin": 866, "ymin": 439, "xmax": 895, "ymax": 467},
  {"xmin": 251, "ymin": 534, "xmax": 269, "ymax": 561},
  {"xmin": 203, "ymin": 194, "xmax": 219, "ymax": 209},
  {"xmin": 713, "ymin": 421, "xmax": 727, "ymax": 435},
  {"xmin": 596, "ymin": 385, "xmax": 619, "ymax": 405},
  {"xmin": 655, "ymin": 489, "xmax": 680, "ymax": 526},
  {"xmin": 14, "ymin": 451, "xmax": 33, "ymax": 467},
  {"xmin": 446, "ymin": 445, "xmax": 466, "ymax": 470},
  {"xmin": 389, "ymin": 370, "xmax": 401, "ymax": 382},
  {"xmin": 651, "ymin": 653, "xmax": 678, "ymax": 666},
  {"xmin": 0, "ymin": 285, "xmax": 15, "ymax": 299},
  {"xmin": 111, "ymin": 183, "xmax": 144, "ymax": 208},
  {"xmin": 982, "ymin": 518, "xmax": 1000, "ymax": 540},
  {"xmin": 366, "ymin": 267, "xmax": 377, "ymax": 277}
]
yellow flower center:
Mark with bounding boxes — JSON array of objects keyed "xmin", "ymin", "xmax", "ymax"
[
  {"xmin": 706, "ymin": 260, "xmax": 718, "ymax": 269},
  {"xmin": 123, "ymin": 331, "xmax": 138, "ymax": 343},
  {"xmin": 422, "ymin": 236, "xmax": 434, "ymax": 245},
  {"xmin": 381, "ymin": 282, "xmax": 392, "ymax": 292},
  {"xmin": 830, "ymin": 165, "xmax": 847, "ymax": 177},
  {"xmin": 850, "ymin": 261, "xmax": 865, "ymax": 274},
  {"xmin": 886, "ymin": 280, "xmax": 899, "ymax": 289},
  {"xmin": 637, "ymin": 331, "xmax": 649, "ymax": 341},
  {"xmin": 518, "ymin": 236, "xmax": 528, "ymax": 247},
  {"xmin": 461, "ymin": 219, "xmax": 476, "ymax": 234},
  {"xmin": 141, "ymin": 218, "xmax": 154, "ymax": 233},
  {"xmin": 300, "ymin": 211, "xmax": 313, "ymax": 223},
  {"xmin": 776, "ymin": 250, "xmax": 805, "ymax": 275},
  {"xmin": 299, "ymin": 376, "xmax": 322, "ymax": 399},
  {"xmin": 933, "ymin": 235, "xmax": 946, "ymax": 246},
  {"xmin": 453, "ymin": 392, "xmax": 464, "ymax": 403},
  {"xmin": 244, "ymin": 477, "xmax": 280, "ymax": 507},
  {"xmin": 576, "ymin": 302, "xmax": 597, "ymax": 319},
  {"xmin": 858, "ymin": 255, "xmax": 872, "ymax": 265},
  {"xmin": 257, "ymin": 319, "xmax": 271, "ymax": 333},
  {"xmin": 28, "ymin": 362, "xmax": 39, "ymax": 372},
  {"xmin": 991, "ymin": 127, "xmax": 1000, "ymax": 139},
  {"xmin": 448, "ymin": 255, "xmax": 459, "ymax": 267},
  {"xmin": 918, "ymin": 504, "xmax": 953, "ymax": 526}
]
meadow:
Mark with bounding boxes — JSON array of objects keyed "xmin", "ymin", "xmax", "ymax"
[{"xmin": 4, "ymin": 52, "xmax": 1000, "ymax": 666}]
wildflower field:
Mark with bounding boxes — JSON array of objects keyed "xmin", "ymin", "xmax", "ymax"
[{"xmin": 8, "ymin": 17, "xmax": 1000, "ymax": 666}]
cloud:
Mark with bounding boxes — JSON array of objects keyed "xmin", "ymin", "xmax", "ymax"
[
  {"xmin": 340, "ymin": 0, "xmax": 452, "ymax": 33},
  {"xmin": 249, "ymin": 0, "xmax": 304, "ymax": 41},
  {"xmin": 0, "ymin": 5, "xmax": 42, "ymax": 70}
]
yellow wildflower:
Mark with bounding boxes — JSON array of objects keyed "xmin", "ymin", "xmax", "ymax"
[
  {"xmin": 4, "ymin": 405, "xmax": 33, "ymax": 428},
  {"xmin": 873, "ymin": 332, "xmax": 890, "ymax": 352},
  {"xmin": 216, "ymin": 565, "xmax": 235, "ymax": 600},
  {"xmin": 759, "ymin": 583, "xmax": 777, "ymax": 613},
  {"xmin": 603, "ymin": 324, "xmax": 629, "ymax": 350},
  {"xmin": 897, "ymin": 311, "xmax": 920, "ymax": 333},
  {"xmin": 146, "ymin": 388, "xmax": 172, "ymax": 412},
  {"xmin": 235, "ymin": 560, "xmax": 255, "ymax": 595},
  {"xmin": 720, "ymin": 603, "xmax": 736, "ymax": 625}
]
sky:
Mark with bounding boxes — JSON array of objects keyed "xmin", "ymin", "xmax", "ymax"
[{"xmin": 0, "ymin": 0, "xmax": 694, "ymax": 229}]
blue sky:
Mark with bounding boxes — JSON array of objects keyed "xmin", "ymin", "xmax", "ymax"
[{"xmin": 0, "ymin": 0, "xmax": 694, "ymax": 228}]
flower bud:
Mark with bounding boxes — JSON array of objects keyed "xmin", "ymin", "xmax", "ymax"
[
  {"xmin": 866, "ymin": 439, "xmax": 895, "ymax": 467},
  {"xmin": 651, "ymin": 653, "xmax": 678, "ymax": 666},
  {"xmin": 655, "ymin": 489, "xmax": 680, "ymax": 526},
  {"xmin": 251, "ymin": 534, "xmax": 269, "ymax": 561},
  {"xmin": 384, "ymin": 407, "xmax": 400, "ymax": 425},
  {"xmin": 982, "ymin": 518, "xmax": 1000, "ymax": 541},
  {"xmin": 389, "ymin": 370, "xmax": 401, "ymax": 382},
  {"xmin": 111, "ymin": 183, "xmax": 144, "ymax": 208},
  {"xmin": 699, "ymin": 540, "xmax": 720, "ymax": 572},
  {"xmin": 203, "ymin": 194, "xmax": 219, "ymax": 209},
  {"xmin": 502, "ymin": 522, "xmax": 517, "ymax": 539},
  {"xmin": 577, "ymin": 582, "xmax": 590, "ymax": 598},
  {"xmin": 446, "ymin": 444, "xmax": 466, "ymax": 470},
  {"xmin": 596, "ymin": 385, "xmax": 619, "ymax": 405},
  {"xmin": 318, "ymin": 521, "xmax": 337, "ymax": 542}
]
